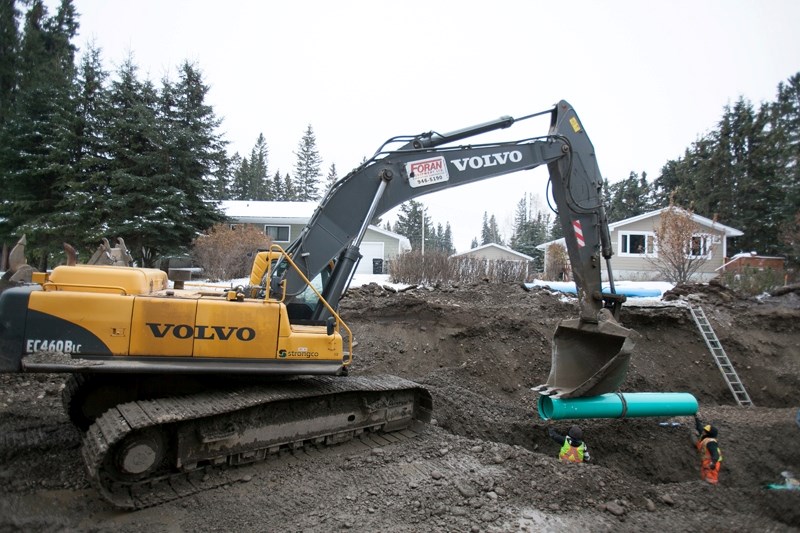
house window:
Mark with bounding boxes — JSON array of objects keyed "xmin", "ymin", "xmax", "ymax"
[
  {"xmin": 619, "ymin": 232, "xmax": 655, "ymax": 256},
  {"xmin": 230, "ymin": 224, "xmax": 238, "ymax": 230},
  {"xmin": 265, "ymin": 225, "xmax": 290, "ymax": 242},
  {"xmin": 688, "ymin": 235, "xmax": 711, "ymax": 258}
]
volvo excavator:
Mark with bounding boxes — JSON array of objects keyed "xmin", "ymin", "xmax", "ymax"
[{"xmin": 0, "ymin": 100, "xmax": 636, "ymax": 508}]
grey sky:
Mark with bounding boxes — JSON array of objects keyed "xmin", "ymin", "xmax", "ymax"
[{"xmin": 64, "ymin": 0, "xmax": 800, "ymax": 251}]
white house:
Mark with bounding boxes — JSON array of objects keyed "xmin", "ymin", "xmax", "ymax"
[
  {"xmin": 536, "ymin": 208, "xmax": 744, "ymax": 281},
  {"xmin": 219, "ymin": 200, "xmax": 411, "ymax": 274},
  {"xmin": 452, "ymin": 243, "xmax": 534, "ymax": 262},
  {"xmin": 451, "ymin": 243, "xmax": 535, "ymax": 278}
]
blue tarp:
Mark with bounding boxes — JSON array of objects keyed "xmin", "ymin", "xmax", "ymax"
[{"xmin": 523, "ymin": 281, "xmax": 665, "ymax": 298}]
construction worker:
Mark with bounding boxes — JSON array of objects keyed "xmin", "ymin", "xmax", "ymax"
[
  {"xmin": 548, "ymin": 425, "xmax": 590, "ymax": 463},
  {"xmin": 694, "ymin": 415, "xmax": 722, "ymax": 484}
]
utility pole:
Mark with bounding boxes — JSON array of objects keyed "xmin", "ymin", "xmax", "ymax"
[{"xmin": 421, "ymin": 211, "xmax": 425, "ymax": 255}]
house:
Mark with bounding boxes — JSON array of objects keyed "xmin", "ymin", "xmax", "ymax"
[
  {"xmin": 219, "ymin": 200, "xmax": 411, "ymax": 274},
  {"xmin": 452, "ymin": 243, "xmax": 534, "ymax": 263},
  {"xmin": 536, "ymin": 208, "xmax": 744, "ymax": 281},
  {"xmin": 451, "ymin": 243, "xmax": 535, "ymax": 278}
]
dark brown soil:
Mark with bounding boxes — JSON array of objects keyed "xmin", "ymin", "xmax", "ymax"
[{"xmin": 0, "ymin": 281, "xmax": 798, "ymax": 532}]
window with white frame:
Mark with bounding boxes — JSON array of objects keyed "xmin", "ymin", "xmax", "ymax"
[
  {"xmin": 265, "ymin": 225, "xmax": 290, "ymax": 242},
  {"xmin": 618, "ymin": 232, "xmax": 656, "ymax": 256},
  {"xmin": 230, "ymin": 224, "xmax": 239, "ymax": 230},
  {"xmin": 688, "ymin": 234, "xmax": 711, "ymax": 258}
]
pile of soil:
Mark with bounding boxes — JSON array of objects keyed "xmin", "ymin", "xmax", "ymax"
[{"xmin": 0, "ymin": 281, "xmax": 798, "ymax": 532}]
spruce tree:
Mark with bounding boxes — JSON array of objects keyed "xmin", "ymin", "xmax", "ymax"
[
  {"xmin": 0, "ymin": 0, "xmax": 20, "ymax": 125},
  {"xmin": 270, "ymin": 170, "xmax": 283, "ymax": 200},
  {"xmin": 103, "ymin": 57, "xmax": 176, "ymax": 264},
  {"xmin": 509, "ymin": 193, "xmax": 550, "ymax": 268},
  {"xmin": 0, "ymin": 0, "xmax": 78, "ymax": 268},
  {"xmin": 170, "ymin": 61, "xmax": 229, "ymax": 215},
  {"xmin": 230, "ymin": 155, "xmax": 250, "ymax": 200},
  {"xmin": 606, "ymin": 171, "xmax": 652, "ymax": 222},
  {"xmin": 283, "ymin": 172, "xmax": 295, "ymax": 201},
  {"xmin": 443, "ymin": 222, "xmax": 454, "ymax": 254},
  {"xmin": 248, "ymin": 133, "xmax": 269, "ymax": 200},
  {"xmin": 49, "ymin": 44, "xmax": 112, "ymax": 252},
  {"xmin": 394, "ymin": 200, "xmax": 427, "ymax": 251},
  {"xmin": 773, "ymin": 73, "xmax": 800, "ymax": 252},
  {"xmin": 324, "ymin": 162, "xmax": 338, "ymax": 194},
  {"xmin": 292, "ymin": 124, "xmax": 322, "ymax": 201}
]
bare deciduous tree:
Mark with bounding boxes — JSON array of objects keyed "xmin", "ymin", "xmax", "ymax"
[
  {"xmin": 191, "ymin": 224, "xmax": 271, "ymax": 281},
  {"xmin": 648, "ymin": 206, "xmax": 715, "ymax": 283},
  {"xmin": 545, "ymin": 243, "xmax": 570, "ymax": 281}
]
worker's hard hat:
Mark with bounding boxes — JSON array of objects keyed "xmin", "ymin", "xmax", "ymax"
[
  {"xmin": 703, "ymin": 424, "xmax": 718, "ymax": 438},
  {"xmin": 568, "ymin": 425, "xmax": 583, "ymax": 440}
]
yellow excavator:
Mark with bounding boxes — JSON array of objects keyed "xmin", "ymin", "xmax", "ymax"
[{"xmin": 0, "ymin": 100, "xmax": 636, "ymax": 508}]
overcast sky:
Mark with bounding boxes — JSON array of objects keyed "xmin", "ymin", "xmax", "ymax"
[{"xmin": 61, "ymin": 0, "xmax": 800, "ymax": 252}]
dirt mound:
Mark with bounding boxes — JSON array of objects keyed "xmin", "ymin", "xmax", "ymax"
[{"xmin": 0, "ymin": 281, "xmax": 798, "ymax": 531}]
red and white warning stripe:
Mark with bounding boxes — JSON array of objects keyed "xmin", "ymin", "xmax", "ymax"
[{"xmin": 573, "ymin": 220, "xmax": 585, "ymax": 247}]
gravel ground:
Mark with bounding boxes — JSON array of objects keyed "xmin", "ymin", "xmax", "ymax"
[{"xmin": 0, "ymin": 281, "xmax": 798, "ymax": 532}]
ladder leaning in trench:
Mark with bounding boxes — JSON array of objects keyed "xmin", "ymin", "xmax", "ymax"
[{"xmin": 688, "ymin": 305, "xmax": 754, "ymax": 407}]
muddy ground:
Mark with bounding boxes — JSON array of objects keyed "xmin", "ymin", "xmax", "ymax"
[{"xmin": 0, "ymin": 281, "xmax": 798, "ymax": 532}]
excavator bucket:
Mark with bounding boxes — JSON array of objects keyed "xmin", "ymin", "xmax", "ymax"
[{"xmin": 534, "ymin": 315, "xmax": 638, "ymax": 399}]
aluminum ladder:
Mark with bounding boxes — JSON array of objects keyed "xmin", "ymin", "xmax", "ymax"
[{"xmin": 689, "ymin": 305, "xmax": 753, "ymax": 407}]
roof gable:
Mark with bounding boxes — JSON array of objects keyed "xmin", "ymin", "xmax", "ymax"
[
  {"xmin": 452, "ymin": 243, "xmax": 534, "ymax": 261},
  {"xmin": 609, "ymin": 207, "xmax": 743, "ymax": 237}
]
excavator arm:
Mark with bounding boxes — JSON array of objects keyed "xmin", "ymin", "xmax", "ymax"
[
  {"xmin": 275, "ymin": 100, "xmax": 637, "ymax": 398},
  {"xmin": 280, "ymin": 101, "xmax": 614, "ymax": 320}
]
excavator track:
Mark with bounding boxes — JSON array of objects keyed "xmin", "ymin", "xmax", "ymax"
[{"xmin": 81, "ymin": 374, "xmax": 432, "ymax": 509}]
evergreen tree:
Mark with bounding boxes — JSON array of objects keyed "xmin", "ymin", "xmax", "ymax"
[
  {"xmin": 270, "ymin": 170, "xmax": 284, "ymax": 200},
  {"xmin": 0, "ymin": 0, "xmax": 20, "ymax": 125},
  {"xmin": 0, "ymin": 0, "xmax": 78, "ymax": 267},
  {"xmin": 480, "ymin": 213, "xmax": 502, "ymax": 245},
  {"xmin": 213, "ymin": 152, "xmax": 235, "ymax": 199},
  {"xmin": 508, "ymin": 193, "xmax": 551, "ymax": 269},
  {"xmin": 324, "ymin": 162, "xmax": 338, "ymax": 194},
  {"xmin": 480, "ymin": 212, "xmax": 490, "ymax": 245},
  {"xmin": 443, "ymin": 222, "xmax": 454, "ymax": 254},
  {"xmin": 49, "ymin": 43, "xmax": 112, "ymax": 251},
  {"xmin": 248, "ymin": 133, "xmax": 269, "ymax": 200},
  {"xmin": 394, "ymin": 200, "xmax": 428, "ymax": 251},
  {"xmin": 470, "ymin": 236, "xmax": 478, "ymax": 249},
  {"xmin": 605, "ymin": 171, "xmax": 652, "ymax": 222},
  {"xmin": 102, "ymin": 57, "xmax": 175, "ymax": 264},
  {"xmin": 773, "ymin": 73, "xmax": 800, "ymax": 252},
  {"xmin": 292, "ymin": 124, "xmax": 322, "ymax": 201},
  {"xmin": 170, "ymin": 61, "xmax": 229, "ymax": 209},
  {"xmin": 230, "ymin": 155, "xmax": 250, "ymax": 200},
  {"xmin": 282, "ymin": 172, "xmax": 295, "ymax": 201}
]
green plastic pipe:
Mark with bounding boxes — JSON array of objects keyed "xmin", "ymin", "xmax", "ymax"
[{"xmin": 537, "ymin": 392, "xmax": 698, "ymax": 421}]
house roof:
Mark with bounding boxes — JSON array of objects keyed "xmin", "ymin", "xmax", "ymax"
[
  {"xmin": 535, "ymin": 207, "xmax": 744, "ymax": 250},
  {"xmin": 218, "ymin": 200, "xmax": 410, "ymax": 248},
  {"xmin": 607, "ymin": 207, "xmax": 744, "ymax": 237},
  {"xmin": 218, "ymin": 200, "xmax": 315, "ymax": 222},
  {"xmin": 451, "ymin": 242, "xmax": 534, "ymax": 261}
]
